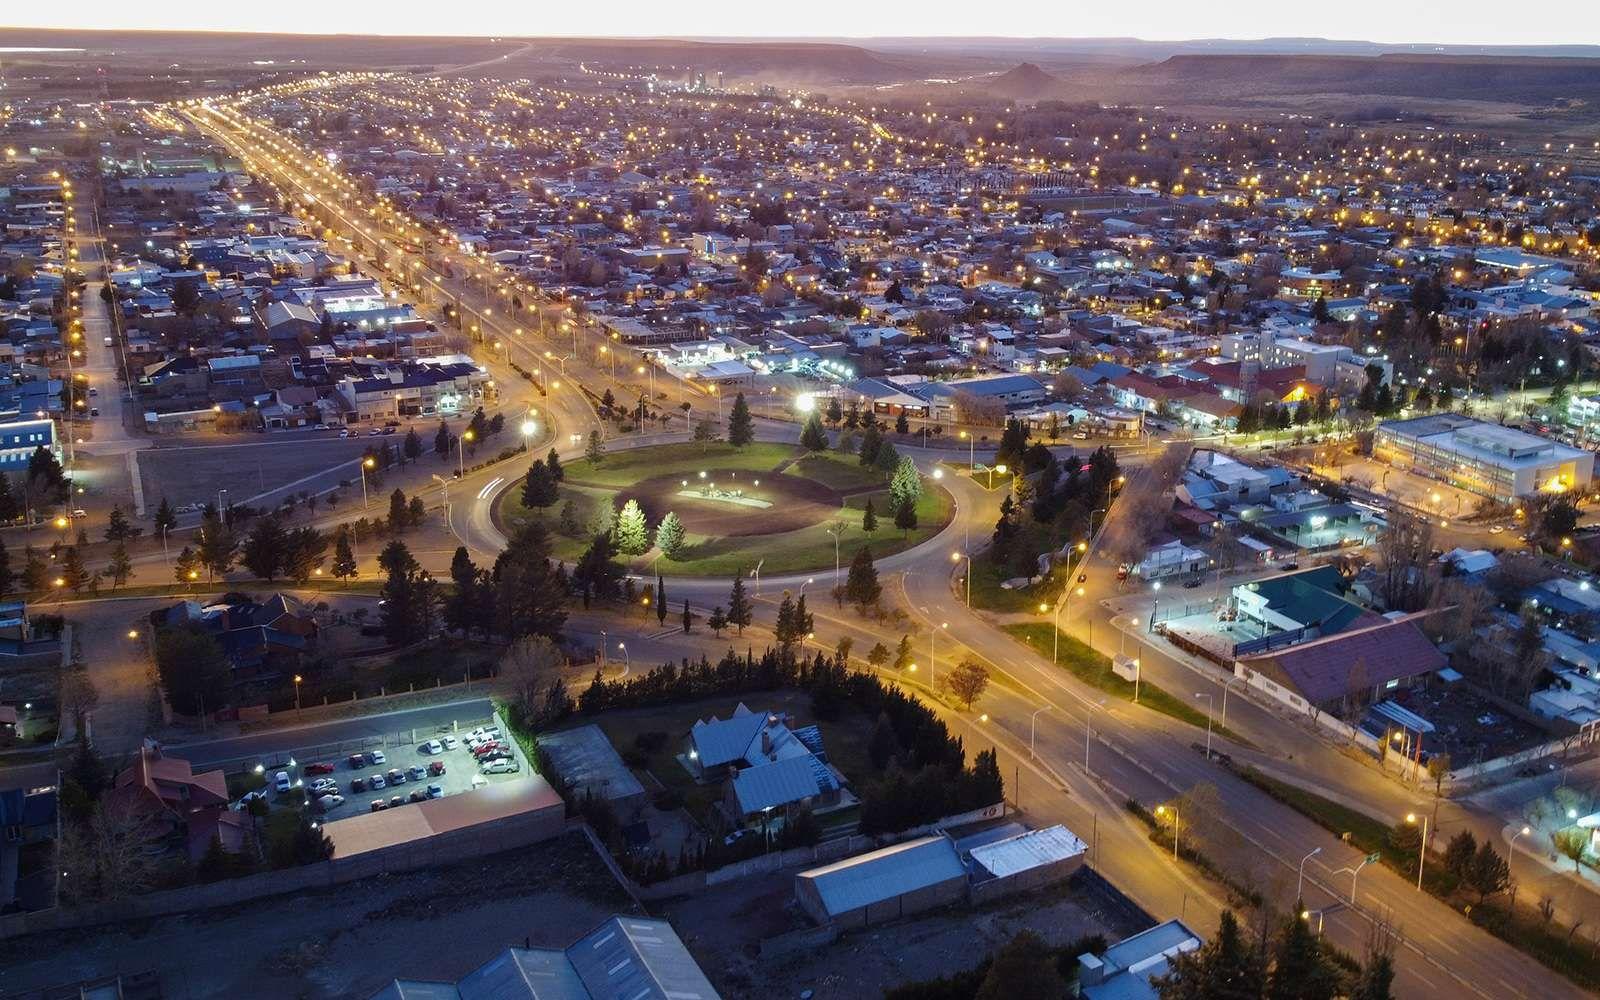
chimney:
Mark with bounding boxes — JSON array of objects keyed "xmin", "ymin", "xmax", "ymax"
[{"xmin": 760, "ymin": 730, "xmax": 773, "ymax": 758}]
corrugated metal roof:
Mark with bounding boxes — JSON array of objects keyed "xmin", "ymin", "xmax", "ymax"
[
  {"xmin": 731, "ymin": 755, "xmax": 823, "ymax": 815},
  {"xmin": 797, "ymin": 836, "xmax": 965, "ymax": 917},
  {"xmin": 688, "ymin": 705, "xmax": 766, "ymax": 768},
  {"xmin": 457, "ymin": 948, "xmax": 586, "ymax": 1000},
  {"xmin": 968, "ymin": 825, "xmax": 1086, "ymax": 879},
  {"xmin": 567, "ymin": 916, "xmax": 721, "ymax": 1000}
]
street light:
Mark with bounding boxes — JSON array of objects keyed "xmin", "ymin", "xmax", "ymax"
[
  {"xmin": 617, "ymin": 641, "xmax": 630, "ymax": 671},
  {"xmin": 1511, "ymin": 824, "xmax": 1532, "ymax": 854},
  {"xmin": 293, "ymin": 673, "xmax": 303, "ymax": 713},
  {"xmin": 1297, "ymin": 846, "xmax": 1322, "ymax": 901},
  {"xmin": 1405, "ymin": 812, "xmax": 1429, "ymax": 891},
  {"xmin": 1155, "ymin": 803, "xmax": 1179, "ymax": 860},
  {"xmin": 989, "ymin": 462, "xmax": 1008, "ymax": 489},
  {"xmin": 1029, "ymin": 705, "xmax": 1053, "ymax": 758},
  {"xmin": 930, "ymin": 621, "xmax": 948, "ymax": 687},
  {"xmin": 360, "ymin": 455, "xmax": 376, "ymax": 508},
  {"xmin": 952, "ymin": 550, "xmax": 972, "ymax": 606},
  {"xmin": 1196, "ymin": 692, "xmax": 1214, "ymax": 759},
  {"xmin": 959, "ymin": 429, "xmax": 974, "ymax": 469},
  {"xmin": 458, "ymin": 428, "xmax": 474, "ymax": 477}
]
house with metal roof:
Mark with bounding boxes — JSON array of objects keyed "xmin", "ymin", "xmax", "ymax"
[
  {"xmin": 686, "ymin": 704, "xmax": 844, "ymax": 826},
  {"xmin": 1077, "ymin": 919, "xmax": 1202, "ymax": 1000},
  {"xmin": 367, "ymin": 914, "xmax": 721, "ymax": 1000},
  {"xmin": 794, "ymin": 835, "xmax": 967, "ymax": 929},
  {"xmin": 1236, "ymin": 614, "xmax": 1446, "ymax": 716}
]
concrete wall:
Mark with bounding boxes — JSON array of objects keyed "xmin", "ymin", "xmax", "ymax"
[
  {"xmin": 968, "ymin": 854, "xmax": 1084, "ymax": 907},
  {"xmin": 826, "ymin": 875, "xmax": 967, "ymax": 930},
  {"xmin": 0, "ymin": 790, "xmax": 565, "ymax": 941}
]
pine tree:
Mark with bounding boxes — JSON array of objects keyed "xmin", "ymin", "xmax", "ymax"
[
  {"xmin": 727, "ymin": 392, "xmax": 754, "ymax": 446},
  {"xmin": 1153, "ymin": 909, "xmax": 1264, "ymax": 1000},
  {"xmin": 174, "ymin": 545, "xmax": 200, "ymax": 585},
  {"xmin": 615, "ymin": 499, "xmax": 649, "ymax": 554},
  {"xmin": 434, "ymin": 419, "xmax": 452, "ymax": 459},
  {"xmin": 546, "ymin": 448, "xmax": 564, "ymax": 481},
  {"xmin": 858, "ymin": 422, "xmax": 883, "ymax": 467},
  {"xmin": 655, "ymin": 574, "xmax": 667, "ymax": 626},
  {"xmin": 774, "ymin": 592, "xmax": 798, "ymax": 647},
  {"xmin": 861, "ymin": 496, "xmax": 878, "ymax": 533},
  {"xmin": 106, "ymin": 541, "xmax": 131, "ymax": 590},
  {"xmin": 331, "ymin": 528, "xmax": 358, "ymax": 580},
  {"xmin": 1266, "ymin": 903, "xmax": 1340, "ymax": 1000},
  {"xmin": 895, "ymin": 411, "xmax": 910, "ymax": 435},
  {"xmin": 707, "ymin": 605, "xmax": 728, "ymax": 637},
  {"xmin": 973, "ymin": 931, "xmax": 1064, "ymax": 1000},
  {"xmin": 681, "ymin": 600, "xmax": 694, "ymax": 633},
  {"xmin": 60, "ymin": 546, "xmax": 87, "ymax": 592},
  {"xmin": 242, "ymin": 516, "xmax": 288, "ymax": 580},
  {"xmin": 825, "ymin": 396, "xmax": 843, "ymax": 426},
  {"xmin": 585, "ymin": 429, "xmax": 605, "ymax": 463},
  {"xmin": 104, "ymin": 505, "xmax": 139, "ymax": 542},
  {"xmin": 0, "ymin": 474, "xmax": 17, "ymax": 523},
  {"xmin": 892, "ymin": 635, "xmax": 913, "ymax": 671},
  {"xmin": 873, "ymin": 440, "xmax": 901, "ymax": 474},
  {"xmin": 197, "ymin": 512, "xmax": 236, "ymax": 582},
  {"xmin": 889, "ymin": 456, "xmax": 923, "ymax": 512},
  {"xmin": 844, "ymin": 546, "xmax": 881, "ymax": 608},
  {"xmin": 727, "ymin": 575, "xmax": 753, "ymax": 634},
  {"xmin": 893, "ymin": 495, "xmax": 918, "ymax": 533},
  {"xmin": 654, "ymin": 511, "xmax": 686, "ymax": 558},
  {"xmin": 403, "ymin": 428, "xmax": 423, "ymax": 462},
  {"xmin": 522, "ymin": 459, "xmax": 559, "ymax": 509},
  {"xmin": 154, "ymin": 496, "xmax": 177, "ymax": 536},
  {"xmin": 800, "ymin": 412, "xmax": 828, "ymax": 451}
]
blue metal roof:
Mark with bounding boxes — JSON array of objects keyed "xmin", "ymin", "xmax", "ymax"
[{"xmin": 797, "ymin": 836, "xmax": 965, "ymax": 917}]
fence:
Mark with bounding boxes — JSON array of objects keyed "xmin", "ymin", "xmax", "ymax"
[{"xmin": 236, "ymin": 678, "xmax": 490, "ymax": 733}]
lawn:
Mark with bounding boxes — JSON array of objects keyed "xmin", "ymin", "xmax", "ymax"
[
  {"xmin": 503, "ymin": 442, "xmax": 954, "ymax": 578},
  {"xmin": 564, "ymin": 441, "xmax": 798, "ymax": 487},
  {"xmin": 1003, "ymin": 623, "xmax": 1251, "ymax": 745},
  {"xmin": 969, "ymin": 519, "xmax": 1071, "ymax": 613}
]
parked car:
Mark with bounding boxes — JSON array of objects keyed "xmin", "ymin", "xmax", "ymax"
[
  {"xmin": 304, "ymin": 762, "xmax": 336, "ymax": 775},
  {"xmin": 479, "ymin": 748, "xmax": 513, "ymax": 762},
  {"xmin": 89, "ymin": 407, "xmax": 99, "ymax": 418},
  {"xmin": 310, "ymin": 778, "xmax": 338, "ymax": 795},
  {"xmin": 419, "ymin": 740, "xmax": 444, "ymax": 755},
  {"xmin": 389, "ymin": 795, "xmax": 404, "ymax": 808},
  {"xmin": 426, "ymin": 784, "xmax": 443, "ymax": 799},
  {"xmin": 427, "ymin": 761, "xmax": 446, "ymax": 777},
  {"xmin": 481, "ymin": 758, "xmax": 519, "ymax": 775},
  {"xmin": 273, "ymin": 771, "xmax": 292, "ymax": 794},
  {"xmin": 348, "ymin": 754, "xmax": 367, "ymax": 769},
  {"xmin": 470, "ymin": 774, "xmax": 489, "ymax": 790},
  {"xmin": 314, "ymin": 794, "xmax": 345, "ymax": 811},
  {"xmin": 370, "ymin": 799, "xmax": 387, "ymax": 812},
  {"xmin": 440, "ymin": 735, "xmax": 459, "ymax": 751},
  {"xmin": 369, "ymin": 774, "xmax": 386, "ymax": 790},
  {"xmin": 367, "ymin": 750, "xmax": 387, "ymax": 765},
  {"xmin": 471, "ymin": 741, "xmax": 505, "ymax": 758},
  {"xmin": 340, "ymin": 429, "xmax": 352, "ymax": 438},
  {"xmin": 1183, "ymin": 578, "xmax": 1202, "ymax": 588},
  {"xmin": 467, "ymin": 727, "xmax": 501, "ymax": 742},
  {"xmin": 386, "ymin": 768, "xmax": 406, "ymax": 785},
  {"xmin": 408, "ymin": 790, "xmax": 428, "ymax": 803},
  {"xmin": 351, "ymin": 777, "xmax": 368, "ymax": 793},
  {"xmin": 723, "ymin": 828, "xmax": 758, "ymax": 848},
  {"xmin": 407, "ymin": 765, "xmax": 427, "ymax": 781}
]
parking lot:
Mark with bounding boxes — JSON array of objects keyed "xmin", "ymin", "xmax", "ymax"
[{"xmin": 248, "ymin": 719, "xmax": 530, "ymax": 824}]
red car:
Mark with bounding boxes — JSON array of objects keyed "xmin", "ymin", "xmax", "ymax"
[
  {"xmin": 471, "ymin": 742, "xmax": 504, "ymax": 758},
  {"xmin": 303, "ymin": 762, "xmax": 336, "ymax": 775},
  {"xmin": 427, "ymin": 760, "xmax": 446, "ymax": 776}
]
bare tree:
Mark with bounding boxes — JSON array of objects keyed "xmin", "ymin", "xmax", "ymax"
[
  {"xmin": 59, "ymin": 802, "xmax": 166, "ymax": 904},
  {"xmin": 500, "ymin": 635, "xmax": 564, "ymax": 718},
  {"xmin": 1375, "ymin": 510, "xmax": 1434, "ymax": 611}
]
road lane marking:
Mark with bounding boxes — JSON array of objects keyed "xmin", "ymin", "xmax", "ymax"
[{"xmin": 477, "ymin": 476, "xmax": 504, "ymax": 501}]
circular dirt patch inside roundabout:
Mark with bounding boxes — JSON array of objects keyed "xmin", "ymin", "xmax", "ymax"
[{"xmin": 615, "ymin": 469, "xmax": 841, "ymax": 537}]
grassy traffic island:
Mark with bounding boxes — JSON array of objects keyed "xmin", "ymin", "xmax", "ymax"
[{"xmin": 498, "ymin": 441, "xmax": 953, "ymax": 577}]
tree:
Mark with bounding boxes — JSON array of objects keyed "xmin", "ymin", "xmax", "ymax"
[
  {"xmin": 655, "ymin": 574, "xmax": 667, "ymax": 627},
  {"xmin": 154, "ymin": 497, "xmax": 178, "ymax": 536},
  {"xmin": 241, "ymin": 515, "xmax": 289, "ymax": 580},
  {"xmin": 861, "ymin": 496, "xmax": 878, "ymax": 533},
  {"xmin": 434, "ymin": 419, "xmax": 452, "ymax": 460},
  {"xmin": 874, "ymin": 440, "xmax": 901, "ymax": 474},
  {"xmin": 0, "ymin": 474, "xmax": 17, "ymax": 524},
  {"xmin": 844, "ymin": 546, "xmax": 881, "ymax": 608},
  {"xmin": 1467, "ymin": 841, "xmax": 1510, "ymax": 903},
  {"xmin": 571, "ymin": 532, "xmax": 625, "ymax": 607},
  {"xmin": 866, "ymin": 641, "xmax": 889, "ymax": 668},
  {"xmin": 825, "ymin": 396, "xmax": 843, "ymax": 427},
  {"xmin": 727, "ymin": 576, "xmax": 753, "ymax": 634},
  {"xmin": 197, "ymin": 512, "xmax": 236, "ymax": 582},
  {"xmin": 726, "ymin": 392, "xmax": 754, "ymax": 446},
  {"xmin": 108, "ymin": 542, "xmax": 132, "ymax": 589},
  {"xmin": 501, "ymin": 634, "xmax": 563, "ymax": 718},
  {"xmin": 154, "ymin": 626, "xmax": 231, "ymax": 716},
  {"xmin": 387, "ymin": 488, "xmax": 411, "ymax": 535},
  {"xmin": 895, "ymin": 411, "xmax": 910, "ymax": 435},
  {"xmin": 522, "ymin": 459, "xmax": 560, "ymax": 509},
  {"xmin": 892, "ymin": 635, "xmax": 914, "ymax": 671},
  {"xmin": 546, "ymin": 448, "xmax": 564, "ymax": 482},
  {"xmin": 973, "ymin": 931, "xmax": 1064, "ymax": 1000},
  {"xmin": 654, "ymin": 511, "xmax": 686, "ymax": 559},
  {"xmin": 1444, "ymin": 829, "xmax": 1478, "ymax": 879},
  {"xmin": 868, "ymin": 712, "xmax": 900, "ymax": 769},
  {"xmin": 614, "ymin": 499, "xmax": 649, "ymax": 554},
  {"xmin": 1553, "ymin": 827, "xmax": 1587, "ymax": 873},
  {"xmin": 800, "ymin": 412, "xmax": 828, "ymax": 451},
  {"xmin": 858, "ymin": 422, "xmax": 883, "ymax": 467},
  {"xmin": 173, "ymin": 545, "xmax": 201, "ymax": 585},
  {"xmin": 889, "ymin": 456, "xmax": 923, "ymax": 513},
  {"xmin": 893, "ymin": 494, "xmax": 918, "ymax": 533},
  {"xmin": 586, "ymin": 429, "xmax": 605, "ymax": 463},
  {"xmin": 946, "ymin": 659, "xmax": 990, "ymax": 709},
  {"xmin": 60, "ymin": 546, "xmax": 87, "ymax": 592},
  {"xmin": 331, "ymin": 528, "xmax": 358, "ymax": 580},
  {"xmin": 446, "ymin": 547, "xmax": 488, "ymax": 636},
  {"xmin": 104, "ymin": 505, "xmax": 140, "ymax": 543},
  {"xmin": 407, "ymin": 495, "xmax": 426, "ymax": 528},
  {"xmin": 403, "ymin": 428, "xmax": 423, "ymax": 462},
  {"xmin": 996, "ymin": 418, "xmax": 1030, "ymax": 469},
  {"xmin": 1266, "ymin": 903, "xmax": 1340, "ymax": 1000},
  {"xmin": 1352, "ymin": 920, "xmax": 1396, "ymax": 1000},
  {"xmin": 380, "ymin": 541, "xmax": 438, "ymax": 646},
  {"xmin": 1541, "ymin": 496, "xmax": 1580, "ymax": 541},
  {"xmin": 707, "ymin": 606, "xmax": 728, "ymax": 637},
  {"xmin": 0, "ymin": 537, "xmax": 13, "ymax": 596},
  {"xmin": 491, "ymin": 521, "xmax": 568, "ymax": 641},
  {"xmin": 1155, "ymin": 909, "xmax": 1264, "ymax": 1000},
  {"xmin": 681, "ymin": 600, "xmax": 694, "ymax": 633}
]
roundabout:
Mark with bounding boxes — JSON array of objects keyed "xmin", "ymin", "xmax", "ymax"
[{"xmin": 495, "ymin": 440, "xmax": 955, "ymax": 578}]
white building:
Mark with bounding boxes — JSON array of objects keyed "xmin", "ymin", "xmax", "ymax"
[{"xmin": 1374, "ymin": 414, "xmax": 1595, "ymax": 503}]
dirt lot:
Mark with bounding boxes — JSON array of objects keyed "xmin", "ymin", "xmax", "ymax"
[
  {"xmin": 664, "ymin": 867, "xmax": 1151, "ymax": 999},
  {"xmin": 0, "ymin": 831, "xmax": 633, "ymax": 1000}
]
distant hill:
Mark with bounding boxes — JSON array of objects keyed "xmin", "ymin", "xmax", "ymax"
[
  {"xmin": 983, "ymin": 62, "xmax": 1064, "ymax": 100},
  {"xmin": 532, "ymin": 37, "xmax": 916, "ymax": 85},
  {"xmin": 1122, "ymin": 53, "xmax": 1600, "ymax": 104}
]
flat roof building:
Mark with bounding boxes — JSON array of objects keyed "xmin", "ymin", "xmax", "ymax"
[
  {"xmin": 794, "ymin": 835, "xmax": 966, "ymax": 929},
  {"xmin": 1374, "ymin": 414, "xmax": 1593, "ymax": 503}
]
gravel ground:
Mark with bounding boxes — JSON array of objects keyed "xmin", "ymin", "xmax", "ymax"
[{"xmin": 0, "ymin": 831, "xmax": 634, "ymax": 1000}]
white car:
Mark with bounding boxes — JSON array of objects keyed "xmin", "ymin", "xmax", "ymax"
[
  {"xmin": 314, "ymin": 793, "xmax": 345, "ymax": 811},
  {"xmin": 440, "ymin": 735, "xmax": 459, "ymax": 751},
  {"xmin": 419, "ymin": 739, "xmax": 444, "ymax": 755},
  {"xmin": 369, "ymin": 774, "xmax": 387, "ymax": 790},
  {"xmin": 481, "ymin": 758, "xmax": 520, "ymax": 775},
  {"xmin": 467, "ymin": 727, "xmax": 501, "ymax": 742},
  {"xmin": 273, "ymin": 771, "xmax": 291, "ymax": 794}
]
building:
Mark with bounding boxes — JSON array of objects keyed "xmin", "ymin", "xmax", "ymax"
[
  {"xmin": 0, "ymin": 418, "xmax": 56, "ymax": 471},
  {"xmin": 538, "ymin": 724, "xmax": 646, "ymax": 816},
  {"xmin": 962, "ymin": 824, "xmax": 1086, "ymax": 899},
  {"xmin": 684, "ymin": 704, "xmax": 843, "ymax": 826},
  {"xmin": 1236, "ymin": 615, "xmax": 1447, "ymax": 716},
  {"xmin": 1374, "ymin": 414, "xmax": 1594, "ymax": 503},
  {"xmin": 368, "ymin": 914, "xmax": 721, "ymax": 1000},
  {"xmin": 794, "ymin": 835, "xmax": 967, "ymax": 928},
  {"xmin": 1077, "ymin": 919, "xmax": 1203, "ymax": 1000},
  {"xmin": 102, "ymin": 743, "xmax": 244, "ymax": 862}
]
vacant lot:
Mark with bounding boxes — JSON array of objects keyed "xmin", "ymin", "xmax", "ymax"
[{"xmin": 0, "ymin": 831, "xmax": 632, "ymax": 1000}]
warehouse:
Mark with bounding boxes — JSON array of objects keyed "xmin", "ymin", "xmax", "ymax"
[
  {"xmin": 794, "ymin": 836, "xmax": 966, "ymax": 929},
  {"xmin": 964, "ymin": 824, "xmax": 1087, "ymax": 904}
]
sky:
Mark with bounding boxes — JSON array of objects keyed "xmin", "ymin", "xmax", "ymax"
[{"xmin": 1, "ymin": 0, "xmax": 1596, "ymax": 47}]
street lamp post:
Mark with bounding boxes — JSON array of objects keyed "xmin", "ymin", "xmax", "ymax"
[
  {"xmin": 1510, "ymin": 824, "xmax": 1532, "ymax": 854},
  {"xmin": 360, "ymin": 456, "xmax": 375, "ymax": 508},
  {"xmin": 1148, "ymin": 580, "xmax": 1162, "ymax": 632},
  {"xmin": 617, "ymin": 642, "xmax": 630, "ymax": 672},
  {"xmin": 1196, "ymin": 692, "xmax": 1215, "ymax": 759},
  {"xmin": 1405, "ymin": 812, "xmax": 1429, "ymax": 891},
  {"xmin": 1156, "ymin": 804, "xmax": 1179, "ymax": 860},
  {"xmin": 827, "ymin": 525, "xmax": 843, "ymax": 588},
  {"xmin": 1221, "ymin": 677, "xmax": 1240, "ymax": 731},
  {"xmin": 952, "ymin": 551, "xmax": 971, "ymax": 606},
  {"xmin": 1297, "ymin": 846, "xmax": 1322, "ymax": 901},
  {"xmin": 457, "ymin": 429, "xmax": 474, "ymax": 477},
  {"xmin": 930, "ymin": 621, "xmax": 947, "ymax": 688},
  {"xmin": 1029, "ymin": 705, "xmax": 1053, "ymax": 758},
  {"xmin": 293, "ymin": 673, "xmax": 303, "ymax": 714}
]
